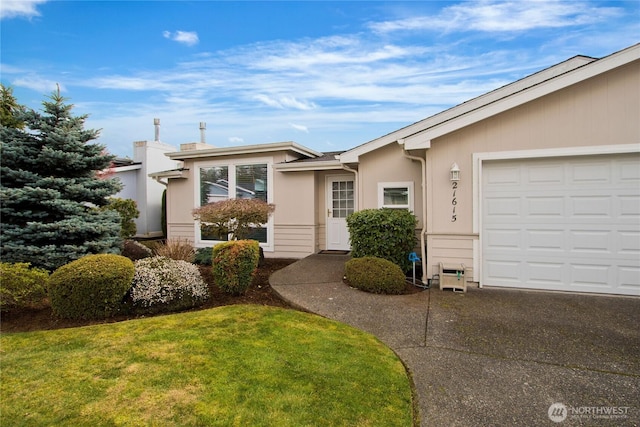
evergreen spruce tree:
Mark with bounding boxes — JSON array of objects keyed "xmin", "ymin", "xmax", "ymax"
[{"xmin": 0, "ymin": 88, "xmax": 123, "ymax": 271}]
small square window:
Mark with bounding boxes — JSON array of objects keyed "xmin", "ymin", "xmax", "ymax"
[{"xmin": 378, "ymin": 182, "xmax": 414, "ymax": 210}]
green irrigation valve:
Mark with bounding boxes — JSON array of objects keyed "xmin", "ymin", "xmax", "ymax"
[{"xmin": 408, "ymin": 252, "xmax": 421, "ymax": 263}]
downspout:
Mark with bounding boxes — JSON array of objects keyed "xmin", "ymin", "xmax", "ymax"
[
  {"xmin": 341, "ymin": 163, "xmax": 359, "ymax": 208},
  {"xmin": 399, "ymin": 139, "xmax": 428, "ymax": 286},
  {"xmin": 151, "ymin": 176, "xmax": 168, "ymax": 187}
]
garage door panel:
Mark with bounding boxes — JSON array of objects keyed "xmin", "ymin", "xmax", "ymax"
[
  {"xmin": 619, "ymin": 195, "xmax": 640, "ymax": 218},
  {"xmin": 527, "ymin": 229, "xmax": 564, "ymax": 251},
  {"xmin": 527, "ymin": 196, "xmax": 564, "ymax": 216},
  {"xmin": 618, "ymin": 266, "xmax": 640, "ymax": 290},
  {"xmin": 569, "ymin": 230, "xmax": 612, "ymax": 253},
  {"xmin": 570, "ymin": 196, "xmax": 613, "ymax": 217},
  {"xmin": 570, "ymin": 264, "xmax": 612, "ymax": 288},
  {"xmin": 618, "ymin": 231, "xmax": 640, "ymax": 253},
  {"xmin": 528, "ymin": 262, "xmax": 565, "ymax": 285},
  {"xmin": 485, "ymin": 197, "xmax": 520, "ymax": 216},
  {"xmin": 570, "ymin": 161, "xmax": 612, "ymax": 184},
  {"xmin": 527, "ymin": 164, "xmax": 564, "ymax": 184},
  {"xmin": 484, "ymin": 228, "xmax": 521, "ymax": 249},
  {"xmin": 482, "ymin": 153, "xmax": 640, "ymax": 296},
  {"xmin": 485, "ymin": 260, "xmax": 521, "ymax": 283}
]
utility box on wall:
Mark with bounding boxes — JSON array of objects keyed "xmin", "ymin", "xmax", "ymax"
[{"xmin": 438, "ymin": 262, "xmax": 466, "ymax": 293}]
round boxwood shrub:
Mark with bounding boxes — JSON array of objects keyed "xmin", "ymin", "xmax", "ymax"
[
  {"xmin": 130, "ymin": 256, "xmax": 209, "ymax": 314},
  {"xmin": 49, "ymin": 254, "xmax": 135, "ymax": 320},
  {"xmin": 344, "ymin": 256, "xmax": 406, "ymax": 295},
  {"xmin": 0, "ymin": 262, "xmax": 49, "ymax": 311}
]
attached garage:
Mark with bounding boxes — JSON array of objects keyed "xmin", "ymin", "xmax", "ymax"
[{"xmin": 481, "ymin": 152, "xmax": 640, "ymax": 296}]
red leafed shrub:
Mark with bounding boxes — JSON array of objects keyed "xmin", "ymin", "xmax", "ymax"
[
  {"xmin": 212, "ymin": 240, "xmax": 260, "ymax": 295},
  {"xmin": 193, "ymin": 199, "xmax": 275, "ymax": 241}
]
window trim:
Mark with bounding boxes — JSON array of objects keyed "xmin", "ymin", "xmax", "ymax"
[
  {"xmin": 377, "ymin": 181, "xmax": 414, "ymax": 211},
  {"xmin": 194, "ymin": 158, "xmax": 274, "ymax": 251}
]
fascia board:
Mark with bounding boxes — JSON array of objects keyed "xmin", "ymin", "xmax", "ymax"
[
  {"xmin": 274, "ymin": 160, "xmax": 343, "ymax": 172},
  {"xmin": 167, "ymin": 141, "xmax": 322, "ymax": 160},
  {"xmin": 113, "ymin": 165, "xmax": 142, "ymax": 173},
  {"xmin": 148, "ymin": 169, "xmax": 189, "ymax": 179}
]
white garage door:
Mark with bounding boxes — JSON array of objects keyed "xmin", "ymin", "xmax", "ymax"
[{"xmin": 482, "ymin": 153, "xmax": 640, "ymax": 296}]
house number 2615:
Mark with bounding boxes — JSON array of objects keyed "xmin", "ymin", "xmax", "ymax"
[{"xmin": 451, "ymin": 182, "xmax": 458, "ymax": 222}]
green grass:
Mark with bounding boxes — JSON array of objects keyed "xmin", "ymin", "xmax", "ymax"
[{"xmin": 1, "ymin": 305, "xmax": 413, "ymax": 426}]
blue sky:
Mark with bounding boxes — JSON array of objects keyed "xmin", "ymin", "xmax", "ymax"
[{"xmin": 2, "ymin": 1, "xmax": 638, "ymax": 157}]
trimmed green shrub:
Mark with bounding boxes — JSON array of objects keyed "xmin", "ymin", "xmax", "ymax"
[
  {"xmin": 344, "ymin": 256, "xmax": 406, "ymax": 295},
  {"xmin": 121, "ymin": 239, "xmax": 153, "ymax": 261},
  {"xmin": 49, "ymin": 254, "xmax": 134, "ymax": 320},
  {"xmin": 346, "ymin": 208, "xmax": 417, "ymax": 272},
  {"xmin": 130, "ymin": 256, "xmax": 209, "ymax": 314},
  {"xmin": 213, "ymin": 240, "xmax": 260, "ymax": 295},
  {"xmin": 194, "ymin": 247, "xmax": 213, "ymax": 265},
  {"xmin": 0, "ymin": 262, "xmax": 49, "ymax": 310}
]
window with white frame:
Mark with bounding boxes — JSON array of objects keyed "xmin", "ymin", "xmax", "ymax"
[
  {"xmin": 378, "ymin": 182, "xmax": 414, "ymax": 211},
  {"xmin": 197, "ymin": 161, "xmax": 271, "ymax": 245}
]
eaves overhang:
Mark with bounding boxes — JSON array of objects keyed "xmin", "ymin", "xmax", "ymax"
[
  {"xmin": 166, "ymin": 141, "xmax": 322, "ymax": 161},
  {"xmin": 148, "ymin": 168, "xmax": 189, "ymax": 179},
  {"xmin": 274, "ymin": 160, "xmax": 343, "ymax": 172}
]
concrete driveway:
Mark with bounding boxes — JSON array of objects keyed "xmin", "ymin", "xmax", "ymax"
[{"xmin": 270, "ymin": 254, "xmax": 640, "ymax": 426}]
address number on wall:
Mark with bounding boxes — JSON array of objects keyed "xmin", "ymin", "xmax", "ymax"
[{"xmin": 451, "ymin": 181, "xmax": 458, "ymax": 222}]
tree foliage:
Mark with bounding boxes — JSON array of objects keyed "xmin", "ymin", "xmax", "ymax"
[
  {"xmin": 0, "ymin": 85, "xmax": 25, "ymax": 129},
  {"xmin": 192, "ymin": 198, "xmax": 275, "ymax": 241},
  {"xmin": 0, "ymin": 89, "xmax": 122, "ymax": 271},
  {"xmin": 102, "ymin": 198, "xmax": 139, "ymax": 238}
]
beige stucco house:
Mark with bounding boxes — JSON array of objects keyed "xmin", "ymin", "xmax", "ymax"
[{"xmin": 154, "ymin": 43, "xmax": 639, "ymax": 296}]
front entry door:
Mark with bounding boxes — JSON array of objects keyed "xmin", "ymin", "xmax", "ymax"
[{"xmin": 326, "ymin": 175, "xmax": 355, "ymax": 251}]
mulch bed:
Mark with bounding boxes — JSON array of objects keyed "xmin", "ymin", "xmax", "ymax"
[{"xmin": 0, "ymin": 259, "xmax": 297, "ymax": 334}]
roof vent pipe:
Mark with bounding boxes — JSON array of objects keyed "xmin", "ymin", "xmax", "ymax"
[
  {"xmin": 153, "ymin": 118, "xmax": 160, "ymax": 142},
  {"xmin": 199, "ymin": 122, "xmax": 206, "ymax": 144}
]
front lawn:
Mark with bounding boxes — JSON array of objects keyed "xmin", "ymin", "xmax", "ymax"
[{"xmin": 1, "ymin": 305, "xmax": 413, "ymax": 426}]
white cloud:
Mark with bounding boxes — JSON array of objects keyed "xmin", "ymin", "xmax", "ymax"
[
  {"xmin": 369, "ymin": 1, "xmax": 623, "ymax": 33},
  {"xmin": 228, "ymin": 137, "xmax": 244, "ymax": 144},
  {"xmin": 254, "ymin": 94, "xmax": 317, "ymax": 110},
  {"xmin": 12, "ymin": 75, "xmax": 62, "ymax": 94},
  {"xmin": 0, "ymin": 0, "xmax": 47, "ymax": 20},
  {"xmin": 163, "ymin": 30, "xmax": 199, "ymax": 46},
  {"xmin": 289, "ymin": 123, "xmax": 309, "ymax": 133}
]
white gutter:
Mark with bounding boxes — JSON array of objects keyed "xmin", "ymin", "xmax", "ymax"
[
  {"xmin": 341, "ymin": 163, "xmax": 360, "ymax": 210},
  {"xmin": 399, "ymin": 139, "xmax": 428, "ymax": 286}
]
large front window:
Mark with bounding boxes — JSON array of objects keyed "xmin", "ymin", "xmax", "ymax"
[{"xmin": 198, "ymin": 162, "xmax": 270, "ymax": 244}]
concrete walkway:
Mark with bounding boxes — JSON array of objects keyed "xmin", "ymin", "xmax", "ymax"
[{"xmin": 270, "ymin": 253, "xmax": 640, "ymax": 426}]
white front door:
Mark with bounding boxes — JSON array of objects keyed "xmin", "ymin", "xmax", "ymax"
[{"xmin": 326, "ymin": 175, "xmax": 355, "ymax": 251}]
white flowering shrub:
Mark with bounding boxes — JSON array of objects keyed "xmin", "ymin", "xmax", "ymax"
[{"xmin": 131, "ymin": 256, "xmax": 209, "ymax": 314}]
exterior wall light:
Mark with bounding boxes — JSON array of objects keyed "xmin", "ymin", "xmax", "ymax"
[{"xmin": 450, "ymin": 163, "xmax": 460, "ymax": 182}]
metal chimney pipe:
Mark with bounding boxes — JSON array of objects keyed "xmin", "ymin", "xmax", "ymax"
[
  {"xmin": 154, "ymin": 118, "xmax": 160, "ymax": 142},
  {"xmin": 199, "ymin": 122, "xmax": 206, "ymax": 144}
]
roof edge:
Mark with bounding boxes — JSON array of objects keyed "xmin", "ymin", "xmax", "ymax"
[{"xmin": 167, "ymin": 141, "xmax": 322, "ymax": 160}]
